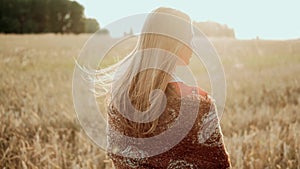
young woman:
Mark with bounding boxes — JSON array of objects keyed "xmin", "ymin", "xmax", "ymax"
[{"xmin": 103, "ymin": 7, "xmax": 231, "ymax": 169}]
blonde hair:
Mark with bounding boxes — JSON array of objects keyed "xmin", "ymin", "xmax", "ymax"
[{"xmin": 105, "ymin": 7, "xmax": 193, "ymax": 137}]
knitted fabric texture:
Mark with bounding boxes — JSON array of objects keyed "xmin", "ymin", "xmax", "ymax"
[{"xmin": 106, "ymin": 83, "xmax": 231, "ymax": 169}]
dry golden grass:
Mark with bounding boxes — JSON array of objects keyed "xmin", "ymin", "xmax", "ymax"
[{"xmin": 0, "ymin": 34, "xmax": 299, "ymax": 169}]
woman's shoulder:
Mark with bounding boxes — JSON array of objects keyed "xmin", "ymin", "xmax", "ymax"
[{"xmin": 167, "ymin": 81, "xmax": 208, "ymax": 98}]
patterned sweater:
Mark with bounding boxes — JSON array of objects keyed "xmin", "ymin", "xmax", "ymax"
[{"xmin": 106, "ymin": 82, "xmax": 231, "ymax": 169}]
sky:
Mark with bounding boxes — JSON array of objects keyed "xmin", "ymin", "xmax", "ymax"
[{"xmin": 75, "ymin": 0, "xmax": 300, "ymax": 40}]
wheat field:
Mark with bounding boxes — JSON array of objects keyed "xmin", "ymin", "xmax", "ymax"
[{"xmin": 0, "ymin": 34, "xmax": 299, "ymax": 169}]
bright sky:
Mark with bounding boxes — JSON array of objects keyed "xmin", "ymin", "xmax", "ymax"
[{"xmin": 75, "ymin": 0, "xmax": 300, "ymax": 40}]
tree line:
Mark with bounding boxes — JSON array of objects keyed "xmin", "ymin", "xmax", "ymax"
[
  {"xmin": 193, "ymin": 21, "xmax": 235, "ymax": 38},
  {"xmin": 0, "ymin": 0, "xmax": 235, "ymax": 37},
  {"xmin": 0, "ymin": 0, "xmax": 99, "ymax": 34}
]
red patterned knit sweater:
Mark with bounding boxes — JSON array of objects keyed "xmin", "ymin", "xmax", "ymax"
[{"xmin": 106, "ymin": 82, "xmax": 231, "ymax": 169}]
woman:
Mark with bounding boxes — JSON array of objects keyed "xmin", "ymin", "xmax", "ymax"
[{"xmin": 103, "ymin": 7, "xmax": 231, "ymax": 168}]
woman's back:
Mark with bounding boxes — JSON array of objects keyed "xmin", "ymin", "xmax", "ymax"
[{"xmin": 107, "ymin": 82, "xmax": 231, "ymax": 169}]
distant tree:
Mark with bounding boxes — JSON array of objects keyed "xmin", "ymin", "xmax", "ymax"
[
  {"xmin": 31, "ymin": 0, "xmax": 48, "ymax": 33},
  {"xmin": 68, "ymin": 1, "xmax": 84, "ymax": 34},
  {"xmin": 193, "ymin": 21, "xmax": 236, "ymax": 38},
  {"xmin": 97, "ymin": 28, "xmax": 109, "ymax": 35},
  {"xmin": 84, "ymin": 18, "xmax": 99, "ymax": 33},
  {"xmin": 0, "ymin": 0, "xmax": 99, "ymax": 34},
  {"xmin": 48, "ymin": 0, "xmax": 73, "ymax": 33},
  {"xmin": 0, "ymin": 0, "xmax": 24, "ymax": 33}
]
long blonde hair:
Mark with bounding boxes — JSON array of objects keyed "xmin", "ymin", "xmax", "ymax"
[{"xmin": 102, "ymin": 7, "xmax": 193, "ymax": 136}]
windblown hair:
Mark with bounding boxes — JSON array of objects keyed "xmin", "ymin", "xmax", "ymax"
[{"xmin": 96, "ymin": 7, "xmax": 193, "ymax": 137}]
